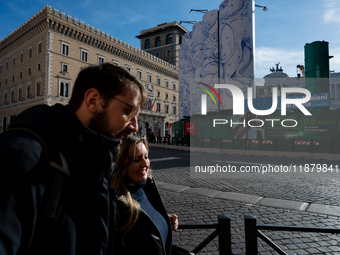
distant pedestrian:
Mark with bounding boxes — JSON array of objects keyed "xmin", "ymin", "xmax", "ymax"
[{"xmin": 185, "ymin": 132, "xmax": 191, "ymax": 146}]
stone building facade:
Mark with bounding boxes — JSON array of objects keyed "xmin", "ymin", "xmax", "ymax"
[
  {"xmin": 0, "ymin": 5, "xmax": 179, "ymax": 137},
  {"xmin": 136, "ymin": 21, "xmax": 188, "ymax": 67}
]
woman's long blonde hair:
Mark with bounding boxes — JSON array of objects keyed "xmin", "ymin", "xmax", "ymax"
[{"xmin": 111, "ymin": 136, "xmax": 150, "ymax": 237}]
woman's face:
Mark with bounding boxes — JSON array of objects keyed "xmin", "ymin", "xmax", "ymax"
[{"xmin": 126, "ymin": 142, "xmax": 150, "ymax": 183}]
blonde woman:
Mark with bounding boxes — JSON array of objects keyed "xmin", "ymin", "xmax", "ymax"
[{"xmin": 112, "ymin": 136, "xmax": 178, "ymax": 255}]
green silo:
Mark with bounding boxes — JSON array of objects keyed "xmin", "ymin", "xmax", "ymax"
[{"xmin": 304, "ymin": 41, "xmax": 332, "ymax": 93}]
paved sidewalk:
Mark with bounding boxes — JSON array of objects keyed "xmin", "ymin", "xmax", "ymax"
[
  {"xmin": 157, "ymin": 181, "xmax": 340, "ymax": 218},
  {"xmin": 161, "ymin": 189, "xmax": 340, "ymax": 255},
  {"xmin": 148, "ymin": 143, "xmax": 340, "ymax": 254}
]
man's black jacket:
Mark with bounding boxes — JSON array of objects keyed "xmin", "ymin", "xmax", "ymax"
[{"xmin": 0, "ymin": 104, "xmax": 119, "ymax": 255}]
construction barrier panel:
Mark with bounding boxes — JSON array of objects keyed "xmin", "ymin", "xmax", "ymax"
[
  {"xmin": 312, "ymin": 140, "xmax": 332, "ymax": 154},
  {"xmin": 293, "ymin": 140, "xmax": 313, "ymax": 153},
  {"xmin": 248, "ymin": 140, "xmax": 261, "ymax": 150},
  {"xmin": 260, "ymin": 140, "xmax": 275, "ymax": 151},
  {"xmin": 212, "ymin": 138, "xmax": 221, "ymax": 149},
  {"xmin": 159, "ymin": 137, "xmax": 340, "ymax": 155},
  {"xmin": 277, "ymin": 139, "xmax": 294, "ymax": 152},
  {"xmin": 221, "ymin": 139, "xmax": 233, "ymax": 149},
  {"xmin": 333, "ymin": 140, "xmax": 340, "ymax": 154},
  {"xmin": 233, "ymin": 139, "xmax": 246, "ymax": 150}
]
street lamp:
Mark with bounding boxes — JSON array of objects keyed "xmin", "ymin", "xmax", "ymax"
[
  {"xmin": 255, "ymin": 4, "xmax": 268, "ymax": 12},
  {"xmin": 180, "ymin": 21, "xmax": 197, "ymax": 25},
  {"xmin": 189, "ymin": 9, "xmax": 208, "ymax": 14}
]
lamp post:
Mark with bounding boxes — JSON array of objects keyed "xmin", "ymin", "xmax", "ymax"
[
  {"xmin": 255, "ymin": 4, "xmax": 268, "ymax": 12},
  {"xmin": 179, "ymin": 21, "xmax": 197, "ymax": 25},
  {"xmin": 189, "ymin": 9, "xmax": 208, "ymax": 14}
]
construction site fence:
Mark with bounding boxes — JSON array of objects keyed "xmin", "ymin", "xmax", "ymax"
[{"xmin": 155, "ymin": 137, "xmax": 340, "ymax": 154}]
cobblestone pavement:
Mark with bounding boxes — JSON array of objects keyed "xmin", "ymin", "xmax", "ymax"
[
  {"xmin": 148, "ymin": 146, "xmax": 340, "ymax": 254},
  {"xmin": 162, "ymin": 190, "xmax": 340, "ymax": 255},
  {"xmin": 149, "ymin": 147, "xmax": 340, "ymax": 206}
]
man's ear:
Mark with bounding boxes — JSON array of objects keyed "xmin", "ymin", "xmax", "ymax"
[{"xmin": 84, "ymin": 88, "xmax": 101, "ymax": 113}]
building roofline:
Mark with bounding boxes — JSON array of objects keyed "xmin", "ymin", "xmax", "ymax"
[
  {"xmin": 136, "ymin": 21, "xmax": 188, "ymax": 39},
  {"xmin": 0, "ymin": 5, "xmax": 179, "ymax": 76}
]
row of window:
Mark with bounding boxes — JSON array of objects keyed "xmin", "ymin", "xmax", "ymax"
[
  {"xmin": 0, "ymin": 82, "xmax": 42, "ymax": 106},
  {"xmin": 153, "ymin": 90, "xmax": 177, "ymax": 102},
  {"xmin": 60, "ymin": 41, "xmax": 177, "ymax": 91},
  {"xmin": 145, "ymin": 34, "xmax": 173, "ymax": 49},
  {"xmin": 145, "ymin": 99, "xmax": 177, "ymax": 115},
  {"xmin": 145, "ymin": 74, "xmax": 176, "ymax": 90},
  {"xmin": 0, "ymin": 80, "xmax": 70, "ymax": 106},
  {"xmin": 0, "ymin": 63, "xmax": 42, "ymax": 88},
  {"xmin": 0, "ymin": 42, "xmax": 42, "ymax": 73},
  {"xmin": 155, "ymin": 49, "xmax": 172, "ymax": 59}
]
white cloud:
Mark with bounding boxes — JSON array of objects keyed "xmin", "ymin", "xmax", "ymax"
[
  {"xmin": 255, "ymin": 47, "xmax": 304, "ymax": 78},
  {"xmin": 329, "ymin": 46, "xmax": 340, "ymax": 72},
  {"xmin": 323, "ymin": 0, "xmax": 340, "ymax": 24}
]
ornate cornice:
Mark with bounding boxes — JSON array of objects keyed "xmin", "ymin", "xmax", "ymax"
[{"xmin": 0, "ymin": 5, "xmax": 178, "ymax": 79}]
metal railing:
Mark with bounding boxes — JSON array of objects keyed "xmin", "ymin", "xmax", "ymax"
[
  {"xmin": 174, "ymin": 215, "xmax": 340, "ymax": 254},
  {"xmin": 178, "ymin": 215, "xmax": 232, "ymax": 255},
  {"xmin": 244, "ymin": 215, "xmax": 340, "ymax": 255}
]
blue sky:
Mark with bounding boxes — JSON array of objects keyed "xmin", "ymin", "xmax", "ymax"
[{"xmin": 1, "ymin": 0, "xmax": 340, "ymax": 78}]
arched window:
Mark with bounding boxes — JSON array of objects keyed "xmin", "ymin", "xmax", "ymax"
[
  {"xmin": 18, "ymin": 88, "xmax": 23, "ymax": 101},
  {"xmin": 60, "ymin": 82, "xmax": 69, "ymax": 97},
  {"xmin": 155, "ymin": 37, "xmax": 161, "ymax": 47},
  {"xmin": 64, "ymin": 83, "xmax": 69, "ymax": 97},
  {"xmin": 60, "ymin": 83, "xmax": 64, "ymax": 97},
  {"xmin": 27, "ymin": 86, "xmax": 32, "ymax": 99},
  {"xmin": 145, "ymin": 39, "xmax": 150, "ymax": 49},
  {"xmin": 36, "ymin": 82, "xmax": 41, "ymax": 96},
  {"xmin": 166, "ymin": 34, "xmax": 173, "ymax": 44}
]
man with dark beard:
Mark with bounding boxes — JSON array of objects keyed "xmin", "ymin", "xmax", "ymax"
[{"xmin": 0, "ymin": 63, "xmax": 146, "ymax": 255}]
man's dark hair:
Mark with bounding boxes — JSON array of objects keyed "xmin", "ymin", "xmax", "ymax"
[{"xmin": 69, "ymin": 63, "xmax": 146, "ymax": 111}]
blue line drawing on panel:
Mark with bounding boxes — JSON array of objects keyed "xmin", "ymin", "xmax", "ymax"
[
  {"xmin": 179, "ymin": 31, "xmax": 193, "ymax": 119},
  {"xmin": 190, "ymin": 22, "xmax": 205, "ymax": 116},
  {"xmin": 179, "ymin": 0, "xmax": 255, "ymax": 116},
  {"xmin": 218, "ymin": 0, "xmax": 254, "ymax": 110},
  {"xmin": 202, "ymin": 10, "xmax": 220, "ymax": 113}
]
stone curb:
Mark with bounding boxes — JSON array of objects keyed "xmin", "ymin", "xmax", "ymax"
[
  {"xmin": 156, "ymin": 181, "xmax": 340, "ymax": 217},
  {"xmin": 215, "ymin": 191, "xmax": 263, "ymax": 204},
  {"xmin": 182, "ymin": 187, "xmax": 224, "ymax": 198},
  {"xmin": 156, "ymin": 182, "xmax": 190, "ymax": 193},
  {"xmin": 307, "ymin": 204, "xmax": 340, "ymax": 217},
  {"xmin": 256, "ymin": 197, "xmax": 309, "ymax": 211}
]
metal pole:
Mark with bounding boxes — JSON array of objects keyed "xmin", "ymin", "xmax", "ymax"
[
  {"xmin": 218, "ymin": 9, "xmax": 221, "ymax": 112},
  {"xmin": 244, "ymin": 215, "xmax": 258, "ymax": 255},
  {"xmin": 218, "ymin": 215, "xmax": 232, "ymax": 255}
]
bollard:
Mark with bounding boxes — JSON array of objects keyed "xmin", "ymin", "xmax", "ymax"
[
  {"xmin": 245, "ymin": 215, "xmax": 258, "ymax": 255},
  {"xmin": 218, "ymin": 215, "xmax": 232, "ymax": 255}
]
